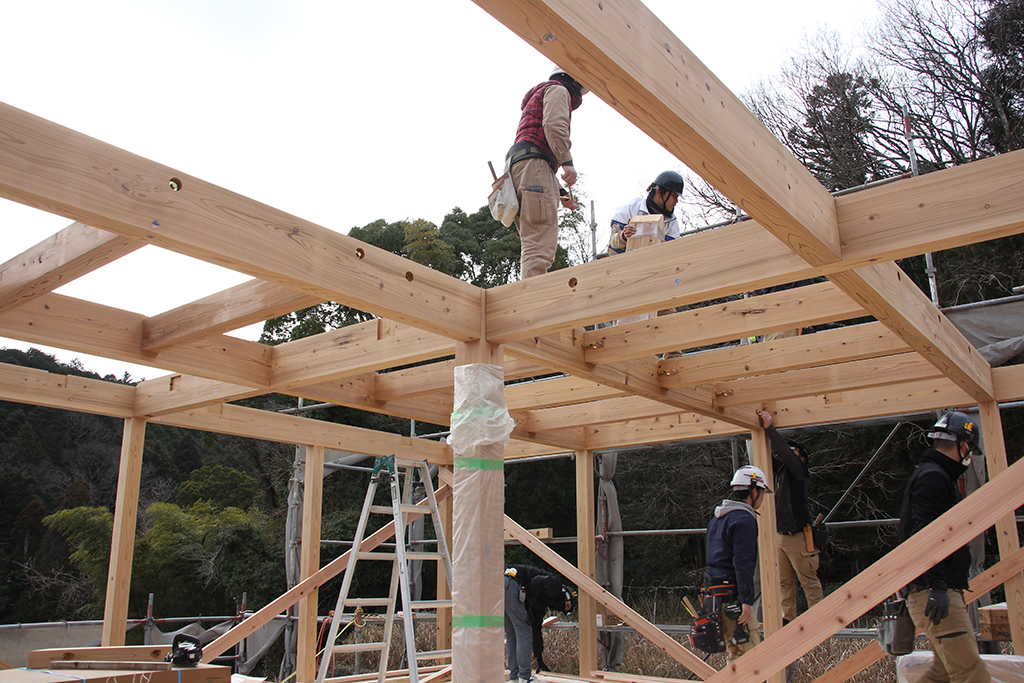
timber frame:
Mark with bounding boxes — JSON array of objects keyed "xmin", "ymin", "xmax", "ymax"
[{"xmin": 2, "ymin": 1, "xmax": 1024, "ymax": 682}]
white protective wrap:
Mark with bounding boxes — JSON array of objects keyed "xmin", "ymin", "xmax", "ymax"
[{"xmin": 449, "ymin": 363, "xmax": 515, "ymax": 451}]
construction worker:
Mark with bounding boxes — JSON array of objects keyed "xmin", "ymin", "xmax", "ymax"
[
  {"xmin": 897, "ymin": 411, "xmax": 991, "ymax": 683},
  {"xmin": 506, "ymin": 67, "xmax": 587, "ymax": 279},
  {"xmin": 504, "ymin": 565, "xmax": 575, "ymax": 682},
  {"xmin": 704, "ymin": 465, "xmax": 771, "ymax": 663},
  {"xmin": 605, "ymin": 170, "xmax": 685, "ymax": 357},
  {"xmin": 758, "ymin": 410, "xmax": 824, "ymax": 622},
  {"xmin": 605, "ymin": 170, "xmax": 683, "ymax": 255}
]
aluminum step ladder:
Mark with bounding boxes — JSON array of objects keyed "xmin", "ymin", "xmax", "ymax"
[{"xmin": 315, "ymin": 455, "xmax": 453, "ymax": 683}]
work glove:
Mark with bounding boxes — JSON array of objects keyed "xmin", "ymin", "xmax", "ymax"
[{"xmin": 924, "ymin": 587, "xmax": 950, "ymax": 625}]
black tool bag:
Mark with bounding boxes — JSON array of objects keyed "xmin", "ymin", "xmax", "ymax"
[
  {"xmin": 876, "ymin": 596, "xmax": 916, "ymax": 656},
  {"xmin": 689, "ymin": 573, "xmax": 737, "ymax": 653}
]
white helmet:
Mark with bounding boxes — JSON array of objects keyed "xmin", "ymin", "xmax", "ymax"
[{"xmin": 730, "ymin": 465, "xmax": 772, "ymax": 493}]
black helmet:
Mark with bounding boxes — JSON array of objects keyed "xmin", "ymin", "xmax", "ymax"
[
  {"xmin": 928, "ymin": 411, "xmax": 981, "ymax": 454},
  {"xmin": 167, "ymin": 634, "xmax": 202, "ymax": 667},
  {"xmin": 788, "ymin": 440, "xmax": 810, "ymax": 461},
  {"xmin": 648, "ymin": 170, "xmax": 684, "ymax": 195}
]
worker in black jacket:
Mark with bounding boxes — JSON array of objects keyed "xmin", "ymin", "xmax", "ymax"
[
  {"xmin": 897, "ymin": 411, "xmax": 990, "ymax": 683},
  {"xmin": 504, "ymin": 565, "xmax": 576, "ymax": 681},
  {"xmin": 759, "ymin": 410, "xmax": 824, "ymax": 623}
]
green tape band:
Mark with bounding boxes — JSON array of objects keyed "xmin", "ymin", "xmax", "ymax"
[
  {"xmin": 453, "ymin": 457, "xmax": 504, "ymax": 471},
  {"xmin": 452, "ymin": 615, "xmax": 504, "ymax": 628}
]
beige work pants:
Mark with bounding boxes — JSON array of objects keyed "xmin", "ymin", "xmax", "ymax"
[
  {"xmin": 906, "ymin": 590, "xmax": 991, "ymax": 683},
  {"xmin": 510, "ymin": 158, "xmax": 559, "ymax": 279},
  {"xmin": 778, "ymin": 532, "xmax": 824, "ymax": 622},
  {"xmin": 721, "ymin": 611, "xmax": 761, "ymax": 664}
]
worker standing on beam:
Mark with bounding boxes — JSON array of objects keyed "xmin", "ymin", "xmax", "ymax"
[
  {"xmin": 506, "ymin": 67, "xmax": 586, "ymax": 279},
  {"xmin": 703, "ymin": 465, "xmax": 772, "ymax": 663},
  {"xmin": 897, "ymin": 411, "xmax": 991, "ymax": 683}
]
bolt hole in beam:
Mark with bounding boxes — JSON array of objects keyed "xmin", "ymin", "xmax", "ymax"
[
  {"xmin": 568, "ymin": 277, "xmax": 578, "ymax": 288},
  {"xmin": 356, "ymin": 248, "xmax": 365, "ymax": 259},
  {"xmin": 168, "ymin": 177, "xmax": 182, "ymax": 191},
  {"xmin": 406, "ymin": 271, "xmax": 414, "ymax": 282}
]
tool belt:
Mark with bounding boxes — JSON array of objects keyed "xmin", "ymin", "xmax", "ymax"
[
  {"xmin": 506, "ymin": 141, "xmax": 558, "ymax": 172},
  {"xmin": 689, "ymin": 572, "xmax": 739, "ymax": 654}
]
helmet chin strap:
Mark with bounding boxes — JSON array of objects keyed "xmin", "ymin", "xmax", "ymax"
[{"xmin": 959, "ymin": 440, "xmax": 972, "ymax": 467}]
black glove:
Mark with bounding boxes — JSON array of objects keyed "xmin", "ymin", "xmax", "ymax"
[{"xmin": 924, "ymin": 588, "xmax": 950, "ymax": 624}]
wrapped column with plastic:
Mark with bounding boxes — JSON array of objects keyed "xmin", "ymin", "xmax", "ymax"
[{"xmin": 449, "ymin": 363, "xmax": 515, "ymax": 683}]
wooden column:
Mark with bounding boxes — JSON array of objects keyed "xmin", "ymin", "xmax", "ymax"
[
  {"xmin": 436, "ymin": 484, "xmax": 453, "ymax": 657},
  {"xmin": 575, "ymin": 449, "xmax": 599, "ymax": 676},
  {"xmin": 297, "ymin": 445, "xmax": 325, "ymax": 682},
  {"xmin": 451, "ymin": 339, "xmax": 504, "ymax": 683},
  {"xmin": 101, "ymin": 417, "xmax": 146, "ymax": 646},
  {"xmin": 979, "ymin": 401, "xmax": 1024, "ymax": 652},
  {"xmin": 750, "ymin": 426, "xmax": 784, "ymax": 683}
]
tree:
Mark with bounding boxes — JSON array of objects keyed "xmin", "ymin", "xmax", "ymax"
[
  {"xmin": 177, "ymin": 465, "xmax": 261, "ymax": 510},
  {"xmin": 978, "ymin": 0, "xmax": 1024, "ymax": 152}
]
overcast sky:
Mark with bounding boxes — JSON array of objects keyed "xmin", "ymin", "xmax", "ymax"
[{"xmin": 1, "ymin": 0, "xmax": 880, "ymax": 381}]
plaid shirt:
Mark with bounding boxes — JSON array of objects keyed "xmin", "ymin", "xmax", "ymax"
[{"xmin": 515, "ymin": 80, "xmax": 581, "ymax": 167}]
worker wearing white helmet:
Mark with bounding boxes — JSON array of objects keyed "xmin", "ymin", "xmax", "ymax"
[{"xmin": 702, "ymin": 465, "xmax": 772, "ymax": 663}]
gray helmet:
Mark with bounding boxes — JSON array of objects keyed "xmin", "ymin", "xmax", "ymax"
[
  {"xmin": 648, "ymin": 170, "xmax": 684, "ymax": 195},
  {"xmin": 928, "ymin": 411, "xmax": 982, "ymax": 454}
]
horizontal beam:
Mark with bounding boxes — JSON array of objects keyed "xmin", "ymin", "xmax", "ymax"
[
  {"xmin": 0, "ymin": 222, "xmax": 141, "ymax": 315},
  {"xmin": 0, "ymin": 362, "xmax": 135, "ymax": 417},
  {"xmin": 506, "ymin": 375, "xmax": 623, "ymax": 412},
  {"xmin": 715, "ymin": 353, "xmax": 942, "ymax": 407},
  {"xmin": 660, "ymin": 322, "xmax": 908, "ymax": 387},
  {"xmin": 150, "ymin": 402, "xmax": 451, "ymax": 463},
  {"xmin": 583, "ymin": 281, "xmax": 865, "ymax": 364},
  {"xmin": 472, "ymin": 0, "xmax": 841, "ymax": 267},
  {"xmin": 525, "ymin": 395, "xmax": 680, "ymax": 432},
  {"xmin": 142, "ymin": 279, "xmax": 320, "ymax": 351},
  {"xmin": 375, "ymin": 356, "xmax": 543, "ymax": 402},
  {"xmin": 0, "ymin": 293, "xmax": 271, "ymax": 386},
  {"xmin": 0, "ymin": 101, "xmax": 482, "ymax": 341}
]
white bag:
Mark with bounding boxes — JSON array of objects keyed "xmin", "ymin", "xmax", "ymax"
[{"xmin": 488, "ymin": 166, "xmax": 518, "ymax": 227}]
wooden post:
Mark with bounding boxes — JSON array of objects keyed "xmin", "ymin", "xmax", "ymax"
[
  {"xmin": 575, "ymin": 449, "xmax": 599, "ymax": 676},
  {"xmin": 451, "ymin": 339, "xmax": 505, "ymax": 683},
  {"xmin": 297, "ymin": 445, "xmax": 324, "ymax": 683},
  {"xmin": 978, "ymin": 401, "xmax": 1024, "ymax": 652},
  {"xmin": 750, "ymin": 426, "xmax": 784, "ymax": 683},
  {"xmin": 102, "ymin": 417, "xmax": 146, "ymax": 646}
]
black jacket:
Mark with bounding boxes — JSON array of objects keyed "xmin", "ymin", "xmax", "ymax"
[
  {"xmin": 767, "ymin": 425, "xmax": 813, "ymax": 534},
  {"xmin": 507, "ymin": 565, "xmax": 568, "ymax": 670},
  {"xmin": 897, "ymin": 448, "xmax": 972, "ymax": 590}
]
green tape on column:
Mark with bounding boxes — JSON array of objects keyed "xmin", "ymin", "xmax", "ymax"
[
  {"xmin": 452, "ymin": 615, "xmax": 504, "ymax": 628},
  {"xmin": 453, "ymin": 457, "xmax": 504, "ymax": 471}
]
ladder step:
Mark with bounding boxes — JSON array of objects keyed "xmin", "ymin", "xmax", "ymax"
[
  {"xmin": 357, "ymin": 551, "xmax": 397, "ymax": 560},
  {"xmin": 368, "ymin": 505, "xmax": 396, "ymax": 515},
  {"xmin": 411, "ymin": 600, "xmax": 452, "ymax": 610},
  {"xmin": 343, "ymin": 598, "xmax": 394, "ymax": 607},
  {"xmin": 415, "ymin": 649, "xmax": 452, "ymax": 659},
  {"xmin": 331, "ymin": 642, "xmax": 387, "ymax": 654},
  {"xmin": 405, "ymin": 551, "xmax": 444, "ymax": 561}
]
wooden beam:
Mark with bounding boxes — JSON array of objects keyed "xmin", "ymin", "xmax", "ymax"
[
  {"xmin": 0, "ymin": 101, "xmax": 482, "ymax": 341},
  {"xmin": 700, "ymin": 435, "xmax": 1024, "ymax": 683},
  {"xmin": 0, "ymin": 223, "xmax": 141, "ymax": 315},
  {"xmin": 583, "ymin": 282, "xmax": 865, "ymax": 364},
  {"xmin": 837, "ymin": 148, "xmax": 1024, "ymax": 264},
  {"xmin": 585, "ymin": 413, "xmax": 743, "ymax": 451},
  {"xmin": 271, "ymin": 320, "xmax": 453, "ymax": 390},
  {"xmin": 507, "ymin": 375, "xmax": 624, "ymax": 412},
  {"xmin": 149, "ymin": 403, "xmax": 451, "ymax": 464},
  {"xmin": 0, "ymin": 293, "xmax": 271, "ymax": 386},
  {"xmin": 504, "ymin": 515, "xmax": 717, "ymax": 680},
  {"xmin": 141, "ymin": 279, "xmax": 320, "ymax": 351},
  {"xmin": 508, "ymin": 331, "xmax": 759, "ymax": 429},
  {"xmin": 660, "ymin": 322, "xmax": 908, "ymax": 387},
  {"xmin": 524, "ymin": 395, "xmax": 681, "ymax": 432},
  {"xmin": 510, "ymin": 422, "xmax": 586, "ymax": 450},
  {"xmin": 714, "ymin": 353, "xmax": 942, "ymax": 408},
  {"xmin": 471, "ymin": 0, "xmax": 841, "ymax": 267},
  {"xmin": 292, "ymin": 378, "xmax": 455, "ymax": 427},
  {"xmin": 102, "ymin": 417, "xmax": 146, "ymax": 647},
  {"xmin": 374, "ymin": 356, "xmax": 544, "ymax": 403},
  {"xmin": 830, "ymin": 262, "xmax": 994, "ymax": 400},
  {"xmin": 750, "ymin": 427, "xmax": 784, "ymax": 683},
  {"xmin": 201, "ymin": 484, "xmax": 452, "ymax": 662},
  {"xmin": 0, "ymin": 362, "xmax": 135, "ymax": 417},
  {"xmin": 297, "ymin": 445, "xmax": 324, "ymax": 683}
]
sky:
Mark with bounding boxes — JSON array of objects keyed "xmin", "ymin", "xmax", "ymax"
[{"xmin": 0, "ymin": 0, "xmax": 880, "ymax": 381}]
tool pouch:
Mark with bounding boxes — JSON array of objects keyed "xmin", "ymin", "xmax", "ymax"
[
  {"xmin": 876, "ymin": 595, "xmax": 915, "ymax": 655},
  {"xmin": 690, "ymin": 609, "xmax": 724, "ymax": 653},
  {"xmin": 488, "ymin": 161, "xmax": 519, "ymax": 227}
]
